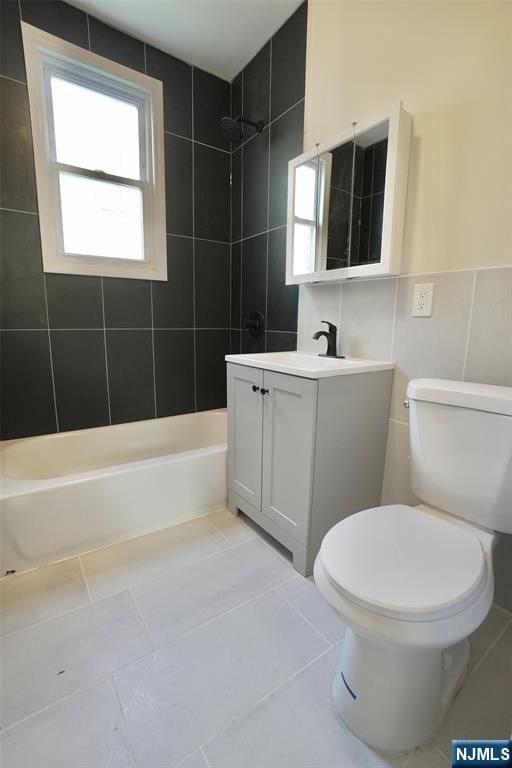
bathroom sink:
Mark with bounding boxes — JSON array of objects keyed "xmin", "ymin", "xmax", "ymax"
[{"xmin": 225, "ymin": 351, "xmax": 394, "ymax": 379}]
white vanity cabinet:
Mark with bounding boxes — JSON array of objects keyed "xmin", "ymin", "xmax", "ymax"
[{"xmin": 226, "ymin": 356, "xmax": 394, "ymax": 575}]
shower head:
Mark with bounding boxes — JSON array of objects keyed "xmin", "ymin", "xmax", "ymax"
[{"xmin": 220, "ymin": 115, "xmax": 263, "ymax": 143}]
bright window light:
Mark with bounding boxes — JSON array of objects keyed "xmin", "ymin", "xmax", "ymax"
[
  {"xmin": 294, "ymin": 164, "xmax": 317, "ymax": 221},
  {"xmin": 59, "ymin": 173, "xmax": 144, "ymax": 260},
  {"xmin": 293, "ymin": 222, "xmax": 316, "ymax": 275},
  {"xmin": 50, "ymin": 76, "xmax": 141, "ymax": 180},
  {"xmin": 22, "ymin": 22, "xmax": 166, "ymax": 280}
]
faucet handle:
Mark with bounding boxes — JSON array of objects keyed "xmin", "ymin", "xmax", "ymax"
[{"xmin": 321, "ymin": 321, "xmax": 337, "ymax": 333}]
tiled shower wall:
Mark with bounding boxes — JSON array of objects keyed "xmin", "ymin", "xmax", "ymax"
[
  {"xmin": 298, "ymin": 267, "xmax": 512, "ymax": 610},
  {"xmin": 0, "ymin": 0, "xmax": 231, "ymax": 438},
  {"xmin": 230, "ymin": 2, "xmax": 306, "ymax": 355}
]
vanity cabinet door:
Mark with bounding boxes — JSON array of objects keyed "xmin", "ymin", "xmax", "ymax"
[
  {"xmin": 261, "ymin": 372, "xmax": 317, "ymax": 544},
  {"xmin": 227, "ymin": 363, "xmax": 264, "ymax": 510}
]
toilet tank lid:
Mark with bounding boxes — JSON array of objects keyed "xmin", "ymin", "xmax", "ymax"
[{"xmin": 407, "ymin": 379, "xmax": 512, "ymax": 417}]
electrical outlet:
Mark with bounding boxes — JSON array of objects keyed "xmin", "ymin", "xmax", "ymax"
[{"xmin": 412, "ymin": 283, "xmax": 434, "ymax": 317}]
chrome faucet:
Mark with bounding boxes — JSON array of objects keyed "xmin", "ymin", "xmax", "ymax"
[{"xmin": 312, "ymin": 321, "xmax": 344, "ymax": 358}]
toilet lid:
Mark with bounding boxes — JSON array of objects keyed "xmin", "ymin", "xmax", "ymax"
[{"xmin": 320, "ymin": 505, "xmax": 487, "ymax": 620}]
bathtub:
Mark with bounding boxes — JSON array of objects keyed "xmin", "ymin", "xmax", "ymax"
[{"xmin": 0, "ymin": 410, "xmax": 227, "ymax": 574}]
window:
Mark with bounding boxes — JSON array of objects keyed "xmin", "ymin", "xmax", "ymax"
[
  {"xmin": 22, "ymin": 22, "xmax": 167, "ymax": 281},
  {"xmin": 291, "ymin": 155, "xmax": 331, "ymax": 275}
]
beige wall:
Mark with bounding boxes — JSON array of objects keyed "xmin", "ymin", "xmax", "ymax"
[{"xmin": 304, "ymin": 0, "xmax": 512, "ymax": 275}]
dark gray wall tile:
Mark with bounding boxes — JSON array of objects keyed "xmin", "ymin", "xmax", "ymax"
[
  {"xmin": 196, "ymin": 329, "xmax": 229, "ymax": 410},
  {"xmin": 242, "ymin": 328, "xmax": 265, "ymax": 354},
  {"xmin": 241, "ymin": 233, "xmax": 267, "ymax": 327},
  {"xmin": 51, "ymin": 330, "xmax": 109, "ymax": 431},
  {"xmin": 106, "ymin": 329, "xmax": 155, "ymax": 423},
  {"xmin": 154, "ymin": 330, "xmax": 195, "ymax": 416},
  {"xmin": 231, "ymin": 148, "xmax": 242, "ymax": 242},
  {"xmin": 243, "ymin": 42, "xmax": 270, "ymax": 128},
  {"xmin": 46, "ymin": 274, "xmax": 103, "ymax": 329},
  {"xmin": 195, "ymin": 240, "xmax": 230, "ymax": 328},
  {"xmin": 146, "ymin": 46, "xmax": 192, "ymax": 138},
  {"xmin": 20, "ymin": 0, "xmax": 89, "ymax": 48},
  {"xmin": 267, "ymin": 227, "xmax": 298, "ymax": 331},
  {"xmin": 152, "ymin": 235, "xmax": 194, "ymax": 328},
  {"xmin": 165, "ymin": 133, "xmax": 193, "ymax": 236},
  {"xmin": 242, "ymin": 129, "xmax": 269, "ymax": 238},
  {"xmin": 103, "ymin": 278, "xmax": 152, "ymax": 328},
  {"xmin": 193, "ymin": 68, "xmax": 230, "ymax": 151},
  {"xmin": 269, "ymin": 100, "xmax": 304, "ymax": 229},
  {"xmin": 231, "ymin": 242, "xmax": 241, "ymax": 328},
  {"xmin": 266, "ymin": 331, "xmax": 297, "ymax": 352},
  {"xmin": 89, "ymin": 17, "xmax": 145, "ymax": 72},
  {"xmin": 0, "ymin": 210, "xmax": 46, "ymax": 328},
  {"xmin": 0, "ymin": 331, "xmax": 56, "ymax": 438},
  {"xmin": 194, "ymin": 144, "xmax": 230, "ymax": 242},
  {"xmin": 230, "ymin": 329, "xmax": 241, "ymax": 354},
  {"xmin": 0, "ymin": 78, "xmax": 37, "ymax": 212},
  {"xmin": 1, "ymin": 0, "xmax": 25, "ymax": 81},
  {"xmin": 270, "ymin": 1, "xmax": 307, "ymax": 120}
]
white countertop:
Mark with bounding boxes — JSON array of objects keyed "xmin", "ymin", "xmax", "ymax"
[{"xmin": 225, "ymin": 351, "xmax": 394, "ymax": 379}]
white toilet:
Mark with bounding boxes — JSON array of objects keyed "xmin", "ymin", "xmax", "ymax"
[{"xmin": 314, "ymin": 378, "xmax": 512, "ymax": 752}]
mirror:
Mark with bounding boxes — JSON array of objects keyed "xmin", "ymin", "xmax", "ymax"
[{"xmin": 286, "ymin": 103, "xmax": 412, "ymax": 283}]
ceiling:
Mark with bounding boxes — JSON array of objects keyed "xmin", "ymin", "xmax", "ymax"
[{"xmin": 69, "ymin": 0, "xmax": 303, "ymax": 81}]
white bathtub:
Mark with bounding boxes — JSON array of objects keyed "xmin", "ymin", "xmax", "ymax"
[{"xmin": 0, "ymin": 410, "xmax": 227, "ymax": 574}]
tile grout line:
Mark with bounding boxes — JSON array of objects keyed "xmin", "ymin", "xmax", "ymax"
[
  {"xmin": 232, "ymin": 223, "xmax": 286, "ymax": 246},
  {"xmin": 461, "ymin": 270, "xmax": 477, "ymax": 382},
  {"xmin": 274, "ymin": 585, "xmax": 334, "ymax": 647},
  {"xmin": 0, "ymin": 72, "xmax": 26, "ymax": 86},
  {"xmin": 191, "ymin": 66, "xmax": 198, "ymax": 411},
  {"xmin": 430, "ymin": 741, "xmax": 453, "ymax": 766},
  {"xmin": 200, "ymin": 746, "xmax": 212, "ymax": 768},
  {"xmin": 468, "ymin": 614, "xmax": 512, "ymax": 680},
  {"xmin": 199, "ymin": 640, "xmax": 337, "ymax": 758},
  {"xmin": 100, "ymin": 278, "xmax": 113, "ymax": 425},
  {"xmin": 42, "ymin": 275, "xmax": 60, "ymax": 432},
  {"xmin": 128, "ymin": 587, "xmax": 156, "ymax": 651},
  {"xmin": 232, "ymin": 96, "xmax": 306, "ymax": 155},
  {"xmin": 389, "ymin": 276, "xmax": 400, "ymax": 361},
  {"xmin": 164, "ymin": 129, "xmax": 230, "ymax": 155},
  {"xmin": 264, "ymin": 38, "xmax": 272, "ymax": 350},
  {"xmin": 77, "ymin": 555, "xmax": 94, "ymax": 603},
  {"xmin": 86, "ymin": 13, "xmax": 91, "ymax": 50},
  {"xmin": 144, "ymin": 44, "xmax": 158, "ymax": 420},
  {"xmin": 110, "ymin": 674, "xmax": 139, "ymax": 768}
]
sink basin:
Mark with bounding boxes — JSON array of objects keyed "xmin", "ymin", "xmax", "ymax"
[{"xmin": 225, "ymin": 351, "xmax": 394, "ymax": 379}]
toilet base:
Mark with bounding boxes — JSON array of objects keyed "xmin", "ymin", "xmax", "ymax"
[{"xmin": 332, "ymin": 629, "xmax": 470, "ymax": 752}]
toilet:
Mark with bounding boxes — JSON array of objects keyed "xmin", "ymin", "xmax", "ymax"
[{"xmin": 314, "ymin": 378, "xmax": 512, "ymax": 752}]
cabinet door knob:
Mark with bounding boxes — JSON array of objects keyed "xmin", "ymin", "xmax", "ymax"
[
  {"xmin": 252, "ymin": 385, "xmax": 260, "ymax": 392},
  {"xmin": 260, "ymin": 388, "xmax": 269, "ymax": 395}
]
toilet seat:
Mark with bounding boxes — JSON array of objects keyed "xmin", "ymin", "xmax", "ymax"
[{"xmin": 319, "ymin": 504, "xmax": 487, "ymax": 622}]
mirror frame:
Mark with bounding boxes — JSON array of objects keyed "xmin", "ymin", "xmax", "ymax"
[{"xmin": 286, "ymin": 101, "xmax": 412, "ymax": 284}]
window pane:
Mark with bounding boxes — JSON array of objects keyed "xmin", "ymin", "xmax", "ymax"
[
  {"xmin": 293, "ymin": 222, "xmax": 316, "ymax": 275},
  {"xmin": 294, "ymin": 163, "xmax": 317, "ymax": 221},
  {"xmin": 59, "ymin": 172, "xmax": 144, "ymax": 261},
  {"xmin": 51, "ymin": 76, "xmax": 141, "ymax": 180}
]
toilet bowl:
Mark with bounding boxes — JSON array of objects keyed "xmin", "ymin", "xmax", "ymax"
[{"xmin": 314, "ymin": 379, "xmax": 512, "ymax": 752}]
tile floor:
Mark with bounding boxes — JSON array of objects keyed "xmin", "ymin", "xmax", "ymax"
[{"xmin": 1, "ymin": 509, "xmax": 511, "ymax": 768}]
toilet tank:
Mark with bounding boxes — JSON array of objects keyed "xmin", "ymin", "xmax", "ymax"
[{"xmin": 407, "ymin": 379, "xmax": 512, "ymax": 534}]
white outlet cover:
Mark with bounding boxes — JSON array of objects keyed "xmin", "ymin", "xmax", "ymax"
[{"xmin": 412, "ymin": 283, "xmax": 434, "ymax": 317}]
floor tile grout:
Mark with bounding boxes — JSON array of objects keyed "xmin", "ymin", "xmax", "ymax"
[
  {"xmin": 275, "ymin": 584, "xmax": 334, "ymax": 647},
  {"xmin": 111, "ymin": 673, "xmax": 139, "ymax": 768},
  {"xmin": 199, "ymin": 641, "xmax": 339, "ymax": 760},
  {"xmin": 78, "ymin": 555, "xmax": 94, "ymax": 604},
  {"xmin": 468, "ymin": 615, "xmax": 512, "ymax": 679},
  {"xmin": 128, "ymin": 587, "xmax": 157, "ymax": 651}
]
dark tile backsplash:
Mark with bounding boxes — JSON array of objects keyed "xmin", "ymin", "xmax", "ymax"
[
  {"xmin": 0, "ymin": 0, "xmax": 307, "ymax": 437},
  {"xmin": 231, "ymin": 3, "xmax": 306, "ymax": 355}
]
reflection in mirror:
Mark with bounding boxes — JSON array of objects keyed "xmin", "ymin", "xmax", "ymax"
[
  {"xmin": 325, "ymin": 130, "xmax": 388, "ymax": 270},
  {"xmin": 290, "ymin": 120, "xmax": 389, "ymax": 277}
]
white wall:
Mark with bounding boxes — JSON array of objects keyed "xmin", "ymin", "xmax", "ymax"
[{"xmin": 304, "ymin": 0, "xmax": 512, "ymax": 275}]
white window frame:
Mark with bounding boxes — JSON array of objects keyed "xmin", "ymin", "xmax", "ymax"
[
  {"xmin": 290, "ymin": 155, "xmax": 331, "ymax": 276},
  {"xmin": 22, "ymin": 22, "xmax": 167, "ymax": 281}
]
